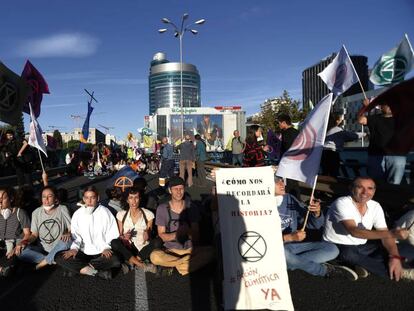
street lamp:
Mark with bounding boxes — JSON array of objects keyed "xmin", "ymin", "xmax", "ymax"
[{"xmin": 158, "ymin": 13, "xmax": 205, "ymax": 139}]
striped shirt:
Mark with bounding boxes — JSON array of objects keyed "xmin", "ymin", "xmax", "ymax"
[{"xmin": 0, "ymin": 208, "xmax": 30, "ymax": 240}]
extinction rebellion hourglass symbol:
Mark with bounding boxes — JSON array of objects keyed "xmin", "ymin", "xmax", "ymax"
[{"xmin": 238, "ymin": 231, "xmax": 267, "ymax": 262}]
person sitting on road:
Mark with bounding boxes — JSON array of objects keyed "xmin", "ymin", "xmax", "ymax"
[
  {"xmin": 274, "ymin": 176, "xmax": 358, "ymax": 280},
  {"xmin": 19, "ymin": 186, "xmax": 72, "ymax": 270},
  {"xmin": 150, "ymin": 176, "xmax": 214, "ymax": 276},
  {"xmin": 0, "ymin": 187, "xmax": 31, "ymax": 277},
  {"xmin": 110, "ymin": 187, "xmax": 161, "ymax": 273},
  {"xmin": 56, "ymin": 186, "xmax": 120, "ymax": 279},
  {"xmin": 394, "ymin": 207, "xmax": 414, "ymax": 263},
  {"xmin": 323, "ymin": 176, "xmax": 414, "ymax": 281},
  {"xmin": 133, "ymin": 178, "xmax": 158, "ymax": 213}
]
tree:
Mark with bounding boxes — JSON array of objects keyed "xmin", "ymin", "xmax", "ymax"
[
  {"xmin": 53, "ymin": 130, "xmax": 63, "ymax": 150},
  {"xmin": 258, "ymin": 90, "xmax": 304, "ymax": 133}
]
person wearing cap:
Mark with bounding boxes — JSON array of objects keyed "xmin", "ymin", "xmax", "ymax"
[
  {"xmin": 150, "ymin": 176, "xmax": 214, "ymax": 276},
  {"xmin": 274, "ymin": 176, "xmax": 358, "ymax": 280}
]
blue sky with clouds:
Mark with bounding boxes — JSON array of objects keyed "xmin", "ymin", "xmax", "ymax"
[{"xmin": 1, "ymin": 0, "xmax": 413, "ymax": 139}]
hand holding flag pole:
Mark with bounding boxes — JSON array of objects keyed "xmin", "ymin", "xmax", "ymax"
[{"xmin": 301, "ymin": 176, "xmax": 319, "ymax": 231}]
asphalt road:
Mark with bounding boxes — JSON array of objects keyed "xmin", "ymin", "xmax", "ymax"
[{"xmin": 1, "ymin": 174, "xmax": 414, "ymax": 311}]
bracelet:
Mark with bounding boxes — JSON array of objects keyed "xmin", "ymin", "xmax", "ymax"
[{"xmin": 389, "ymin": 255, "xmax": 405, "ymax": 261}]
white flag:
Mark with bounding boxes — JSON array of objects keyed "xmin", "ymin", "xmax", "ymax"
[
  {"xmin": 28, "ymin": 103, "xmax": 47, "ymax": 156},
  {"xmin": 276, "ymin": 93, "xmax": 333, "ymax": 186},
  {"xmin": 318, "ymin": 45, "xmax": 359, "ymax": 96}
]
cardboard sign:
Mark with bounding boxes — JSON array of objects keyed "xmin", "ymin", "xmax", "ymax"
[{"xmin": 216, "ymin": 166, "xmax": 293, "ymax": 310}]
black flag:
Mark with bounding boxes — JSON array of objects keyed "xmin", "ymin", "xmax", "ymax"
[{"xmin": 0, "ymin": 62, "xmax": 30, "ymax": 125}]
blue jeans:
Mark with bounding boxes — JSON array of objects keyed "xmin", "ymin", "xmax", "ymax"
[
  {"xmin": 337, "ymin": 242, "xmax": 388, "ymax": 278},
  {"xmin": 19, "ymin": 240, "xmax": 71, "ymax": 264},
  {"xmin": 367, "ymin": 155, "xmax": 407, "ymax": 185},
  {"xmin": 284, "ymin": 241, "xmax": 339, "ymax": 276},
  {"xmin": 232, "ymin": 153, "xmax": 243, "ymax": 166}
]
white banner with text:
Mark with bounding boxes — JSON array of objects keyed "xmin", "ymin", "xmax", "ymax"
[{"xmin": 216, "ymin": 166, "xmax": 293, "ymax": 310}]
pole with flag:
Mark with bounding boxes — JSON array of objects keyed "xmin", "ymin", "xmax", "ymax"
[
  {"xmin": 276, "ymin": 93, "xmax": 333, "ymax": 230},
  {"xmin": 318, "ymin": 45, "xmax": 366, "ymax": 99},
  {"xmin": 79, "ymin": 90, "xmax": 97, "ymax": 150},
  {"xmin": 21, "ymin": 60, "xmax": 49, "ymax": 118},
  {"xmin": 28, "ymin": 103, "xmax": 47, "ymax": 173},
  {"xmin": 370, "ymin": 34, "xmax": 414, "ymax": 86}
]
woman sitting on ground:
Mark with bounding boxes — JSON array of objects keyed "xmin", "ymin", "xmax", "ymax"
[
  {"xmin": 111, "ymin": 187, "xmax": 161, "ymax": 273},
  {"xmin": 19, "ymin": 186, "xmax": 72, "ymax": 270},
  {"xmin": 0, "ymin": 187, "xmax": 31, "ymax": 276}
]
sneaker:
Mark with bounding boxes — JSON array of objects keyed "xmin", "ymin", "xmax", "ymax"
[
  {"xmin": 324, "ymin": 263, "xmax": 358, "ymax": 281},
  {"xmin": 121, "ymin": 263, "xmax": 131, "ymax": 275},
  {"xmin": 96, "ymin": 270, "xmax": 112, "ymax": 280},
  {"xmin": 401, "ymin": 268, "xmax": 414, "ymax": 281},
  {"xmin": 36, "ymin": 259, "xmax": 48, "ymax": 270},
  {"xmin": 142, "ymin": 263, "xmax": 157, "ymax": 274},
  {"xmin": 354, "ymin": 265, "xmax": 370, "ymax": 278},
  {"xmin": 155, "ymin": 266, "xmax": 174, "ymax": 278},
  {"xmin": 62, "ymin": 271, "xmax": 74, "ymax": 278},
  {"xmin": 0, "ymin": 266, "xmax": 12, "ymax": 277}
]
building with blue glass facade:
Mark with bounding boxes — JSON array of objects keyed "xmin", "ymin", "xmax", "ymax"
[{"xmin": 148, "ymin": 52, "xmax": 201, "ymax": 114}]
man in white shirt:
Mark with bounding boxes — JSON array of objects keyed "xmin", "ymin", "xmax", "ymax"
[
  {"xmin": 323, "ymin": 176, "xmax": 414, "ymax": 281},
  {"xmin": 56, "ymin": 186, "xmax": 120, "ymax": 279}
]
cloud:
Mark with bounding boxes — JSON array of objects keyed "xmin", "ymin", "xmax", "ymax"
[
  {"xmin": 17, "ymin": 33, "xmax": 99, "ymax": 58},
  {"xmin": 47, "ymin": 71, "xmax": 103, "ymax": 80}
]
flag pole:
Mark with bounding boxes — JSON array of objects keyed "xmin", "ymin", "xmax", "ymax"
[
  {"xmin": 343, "ymin": 45, "xmax": 368, "ymax": 100},
  {"xmin": 301, "ymin": 175, "xmax": 319, "ymax": 231},
  {"xmin": 37, "ymin": 148, "xmax": 46, "ymax": 172}
]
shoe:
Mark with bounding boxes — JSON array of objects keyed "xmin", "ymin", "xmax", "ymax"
[
  {"xmin": 121, "ymin": 263, "xmax": 131, "ymax": 275},
  {"xmin": 142, "ymin": 263, "xmax": 157, "ymax": 274},
  {"xmin": 354, "ymin": 265, "xmax": 370, "ymax": 278},
  {"xmin": 36, "ymin": 259, "xmax": 48, "ymax": 270},
  {"xmin": 0, "ymin": 266, "xmax": 12, "ymax": 277},
  {"xmin": 324, "ymin": 263, "xmax": 358, "ymax": 281},
  {"xmin": 62, "ymin": 271, "xmax": 74, "ymax": 277},
  {"xmin": 96, "ymin": 270, "xmax": 112, "ymax": 280},
  {"xmin": 401, "ymin": 268, "xmax": 414, "ymax": 281},
  {"xmin": 81, "ymin": 265, "xmax": 98, "ymax": 276},
  {"xmin": 155, "ymin": 266, "xmax": 174, "ymax": 278}
]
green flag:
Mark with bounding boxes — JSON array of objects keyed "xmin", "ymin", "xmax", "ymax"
[
  {"xmin": 0, "ymin": 62, "xmax": 30, "ymax": 125},
  {"xmin": 370, "ymin": 34, "xmax": 414, "ymax": 86}
]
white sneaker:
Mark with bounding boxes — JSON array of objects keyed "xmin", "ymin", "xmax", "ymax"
[
  {"xmin": 354, "ymin": 265, "xmax": 369, "ymax": 278},
  {"xmin": 401, "ymin": 268, "xmax": 414, "ymax": 281}
]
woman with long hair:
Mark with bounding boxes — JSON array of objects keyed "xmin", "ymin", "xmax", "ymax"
[
  {"xmin": 110, "ymin": 187, "xmax": 160, "ymax": 273},
  {"xmin": 243, "ymin": 125, "xmax": 269, "ymax": 167}
]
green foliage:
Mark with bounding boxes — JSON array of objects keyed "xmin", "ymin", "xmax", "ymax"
[
  {"xmin": 53, "ymin": 130, "xmax": 63, "ymax": 149},
  {"xmin": 258, "ymin": 90, "xmax": 306, "ymax": 133}
]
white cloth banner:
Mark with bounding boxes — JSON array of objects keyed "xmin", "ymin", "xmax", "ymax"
[
  {"xmin": 216, "ymin": 167, "xmax": 294, "ymax": 311},
  {"xmin": 318, "ymin": 45, "xmax": 359, "ymax": 96},
  {"xmin": 277, "ymin": 93, "xmax": 333, "ymax": 186},
  {"xmin": 28, "ymin": 103, "xmax": 47, "ymax": 156}
]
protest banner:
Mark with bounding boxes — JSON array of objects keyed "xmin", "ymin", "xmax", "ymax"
[{"xmin": 216, "ymin": 166, "xmax": 293, "ymax": 310}]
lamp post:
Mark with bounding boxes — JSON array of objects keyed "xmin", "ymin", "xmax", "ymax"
[{"xmin": 159, "ymin": 13, "xmax": 205, "ymax": 139}]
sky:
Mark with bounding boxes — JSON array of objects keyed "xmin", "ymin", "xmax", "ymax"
[{"xmin": 1, "ymin": 0, "xmax": 413, "ymax": 140}]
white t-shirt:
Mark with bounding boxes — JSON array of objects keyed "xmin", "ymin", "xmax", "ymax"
[
  {"xmin": 323, "ymin": 196, "xmax": 388, "ymax": 245},
  {"xmin": 116, "ymin": 208, "xmax": 154, "ymax": 251},
  {"xmin": 395, "ymin": 210, "xmax": 414, "ymax": 245}
]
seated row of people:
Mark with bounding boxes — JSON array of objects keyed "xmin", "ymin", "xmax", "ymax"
[
  {"xmin": 275, "ymin": 175, "xmax": 414, "ymax": 281},
  {"xmin": 0, "ymin": 176, "xmax": 214, "ymax": 279}
]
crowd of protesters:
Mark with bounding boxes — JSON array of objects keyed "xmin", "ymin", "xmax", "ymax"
[{"xmin": 1, "ymin": 106, "xmax": 414, "ymax": 287}]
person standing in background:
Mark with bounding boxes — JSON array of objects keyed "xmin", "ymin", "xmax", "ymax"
[
  {"xmin": 231, "ymin": 130, "xmax": 245, "ymax": 166},
  {"xmin": 178, "ymin": 135, "xmax": 195, "ymax": 187}
]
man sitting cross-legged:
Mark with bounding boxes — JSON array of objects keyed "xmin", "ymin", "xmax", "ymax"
[
  {"xmin": 275, "ymin": 176, "xmax": 358, "ymax": 280},
  {"xmin": 150, "ymin": 176, "xmax": 214, "ymax": 276},
  {"xmin": 323, "ymin": 176, "xmax": 414, "ymax": 281}
]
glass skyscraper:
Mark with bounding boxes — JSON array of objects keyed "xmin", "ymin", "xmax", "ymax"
[{"xmin": 149, "ymin": 52, "xmax": 201, "ymax": 114}]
